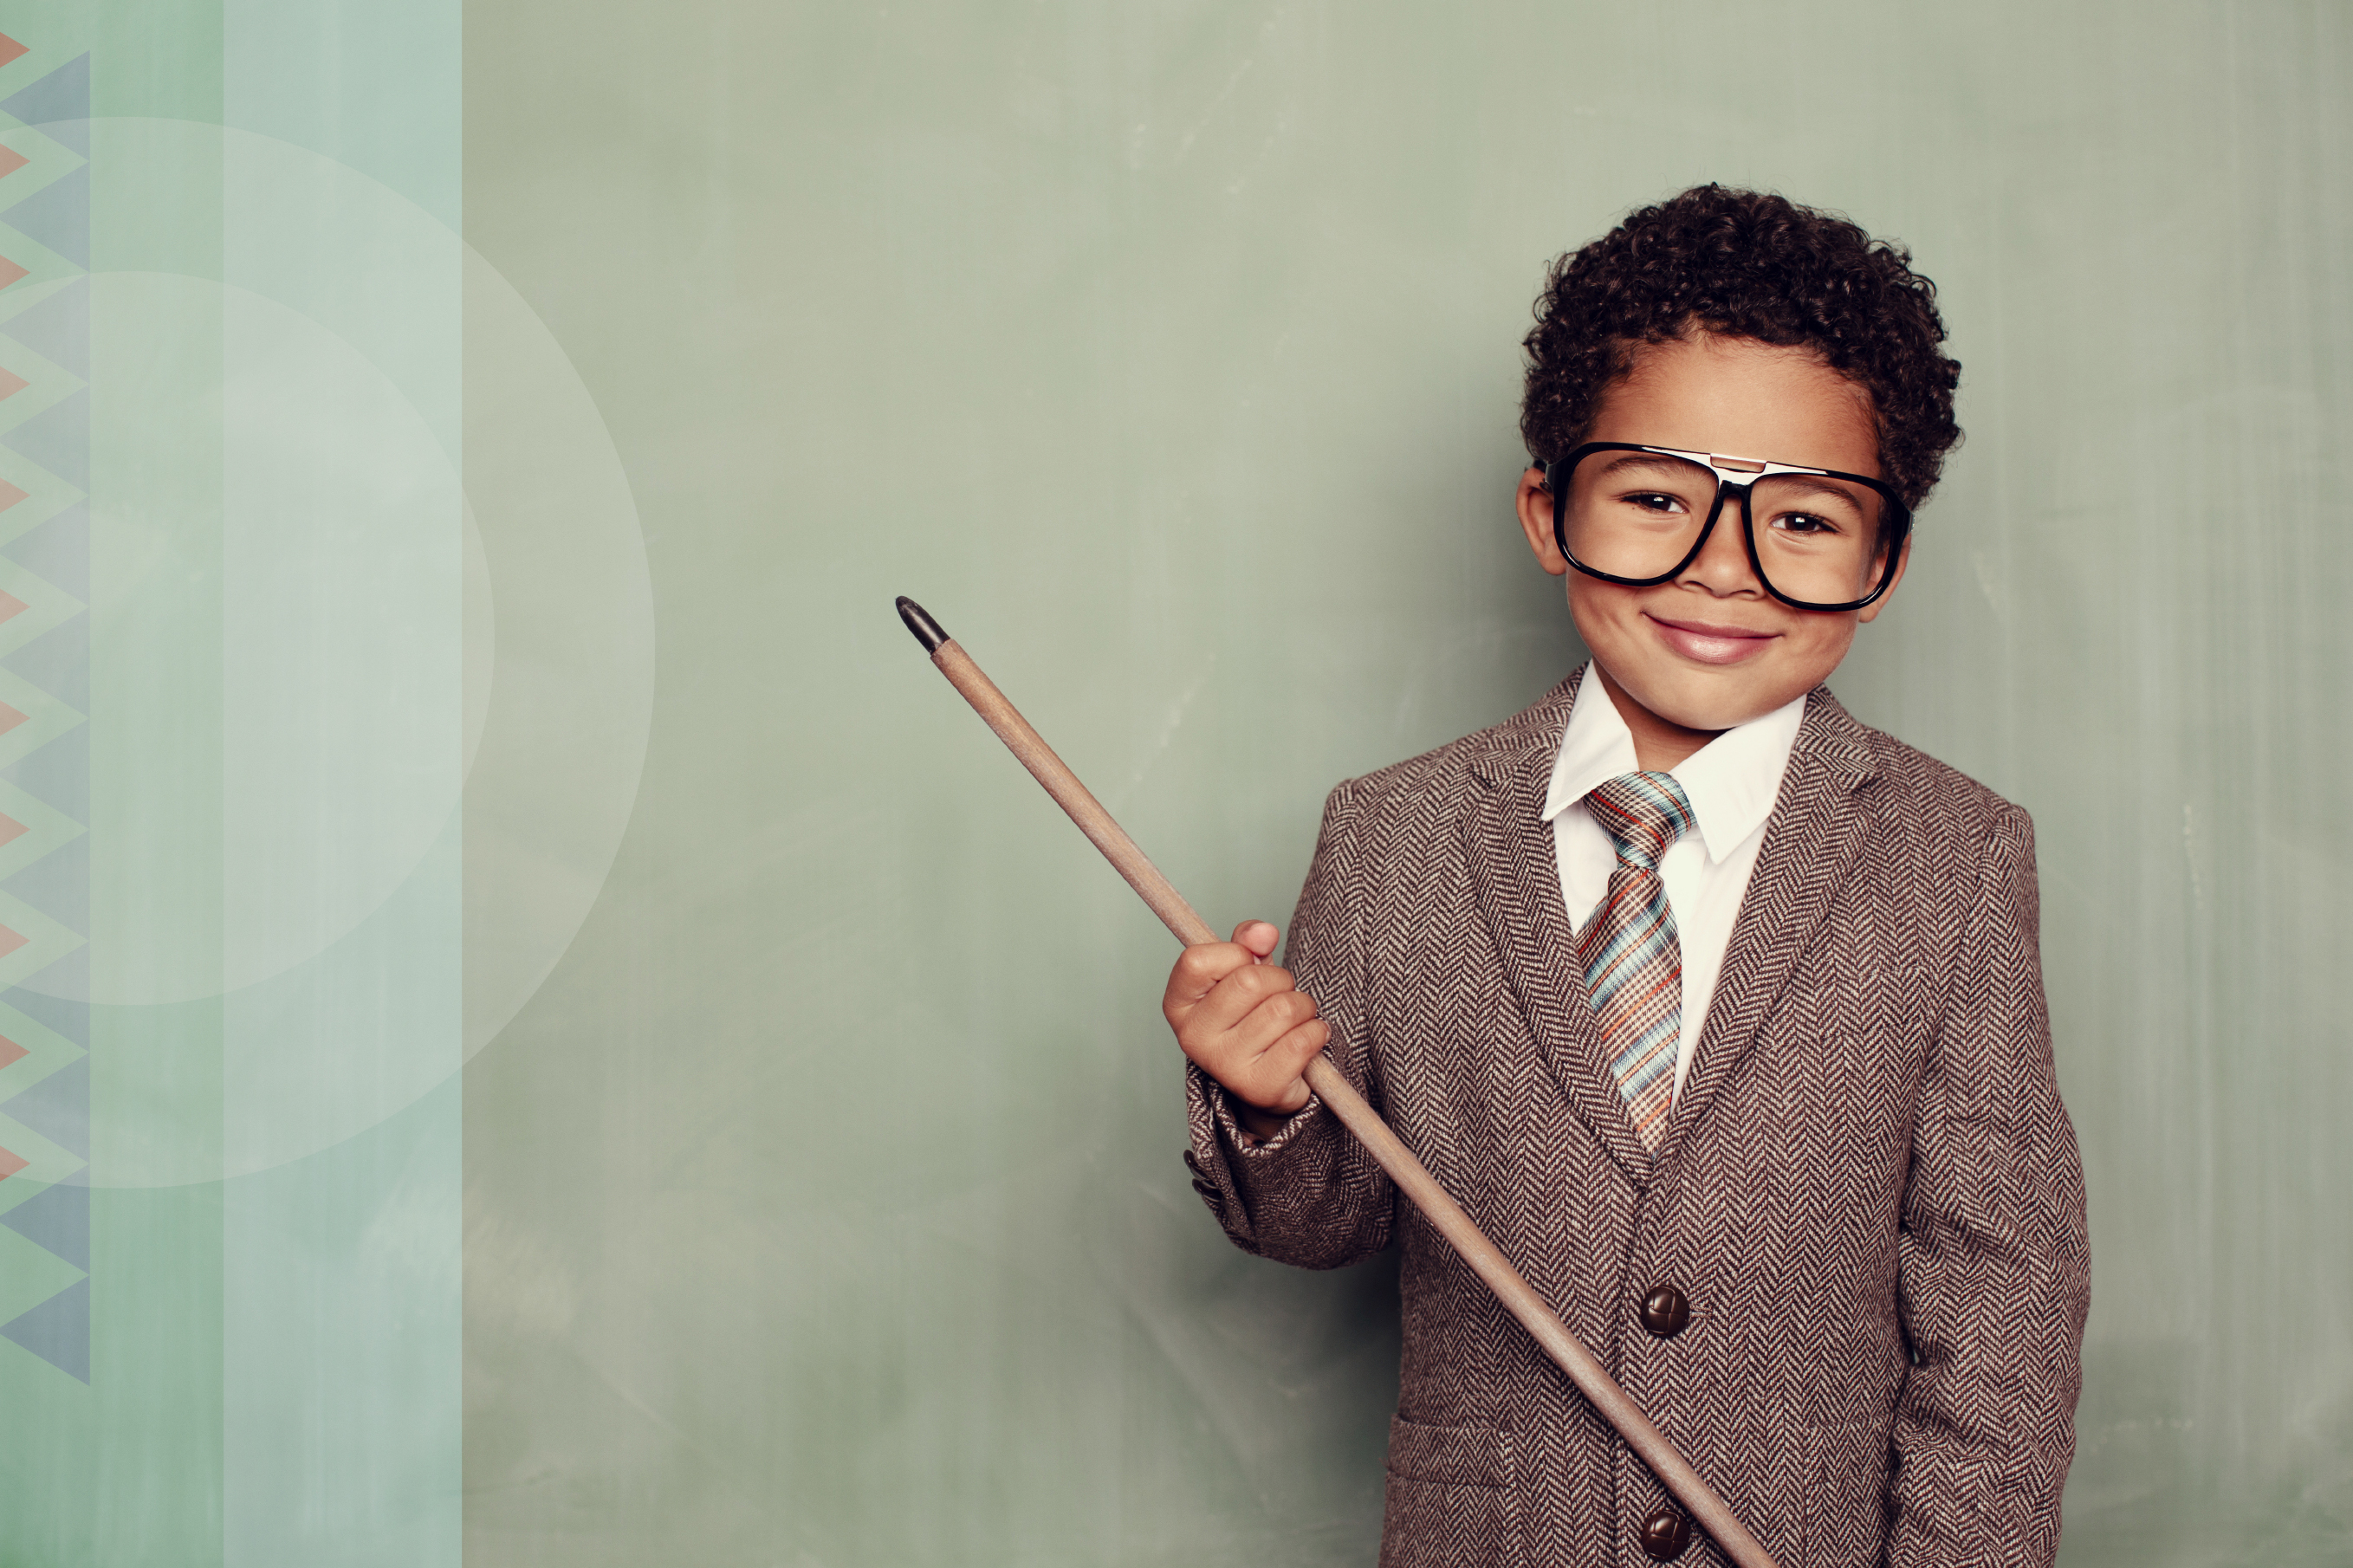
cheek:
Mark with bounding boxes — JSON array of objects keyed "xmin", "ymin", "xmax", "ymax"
[
  {"xmin": 1565, "ymin": 575, "xmax": 1642, "ymax": 642},
  {"xmin": 1786, "ymin": 614, "xmax": 1861, "ymax": 677}
]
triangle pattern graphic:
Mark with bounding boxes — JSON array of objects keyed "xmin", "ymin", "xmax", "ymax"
[
  {"xmin": 0, "ymin": 270, "xmax": 88, "ymax": 377},
  {"xmin": 0, "ymin": 1173, "xmax": 83, "ymax": 1267},
  {"xmin": 0, "ymin": 118, "xmax": 93, "ymax": 216},
  {"xmin": 0, "ymin": 166, "xmax": 88, "ymax": 270},
  {"xmin": 0, "ymin": 447, "xmax": 79, "ymax": 546},
  {"xmin": 3, "ymin": 819, "xmax": 84, "ymax": 932},
  {"xmin": 0, "ymin": 388, "xmax": 87, "ymax": 490},
  {"xmin": 0, "ymin": 216, "xmax": 87, "ymax": 311},
  {"xmin": 0, "ymin": 998, "xmax": 75, "ymax": 1083},
  {"xmin": 3, "ymin": 1053, "xmax": 83, "ymax": 1157},
  {"xmin": 0, "ymin": 21, "xmax": 85, "ymax": 1385},
  {"xmin": 1, "ymin": 1272, "xmax": 87, "ymax": 1382},
  {"xmin": 0, "ymin": 1099, "xmax": 81, "ymax": 1200},
  {"xmin": 0, "ymin": 55, "xmax": 89, "ymax": 156}
]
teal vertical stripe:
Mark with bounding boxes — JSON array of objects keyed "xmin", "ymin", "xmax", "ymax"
[
  {"xmin": 0, "ymin": 2, "xmax": 464, "ymax": 1562},
  {"xmin": 219, "ymin": 3, "xmax": 462, "ymax": 1565}
]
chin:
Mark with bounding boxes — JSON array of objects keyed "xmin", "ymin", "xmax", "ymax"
[
  {"xmin": 1656, "ymin": 696, "xmax": 1774, "ymax": 732},
  {"xmin": 1628, "ymin": 668, "xmax": 1806, "ymax": 733}
]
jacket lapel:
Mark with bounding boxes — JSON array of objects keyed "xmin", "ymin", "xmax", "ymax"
[
  {"xmin": 1463, "ymin": 671, "xmax": 1657, "ymax": 1188},
  {"xmin": 1658, "ymin": 687, "xmax": 1882, "ymax": 1158}
]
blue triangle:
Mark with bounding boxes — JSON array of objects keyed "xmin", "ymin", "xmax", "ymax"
[
  {"xmin": 0, "ymin": 274, "xmax": 87, "ymax": 379},
  {"xmin": 3, "ymin": 499, "xmax": 91, "ymax": 602},
  {"xmin": 1, "ymin": 1272, "xmax": 87, "ymax": 1382},
  {"xmin": 0, "ymin": 975, "xmax": 88, "ymax": 1051},
  {"xmin": 0, "ymin": 55, "xmax": 90, "ymax": 157},
  {"xmin": 0, "ymin": 387, "xmax": 88, "ymax": 489},
  {"xmin": 3, "ymin": 607, "xmax": 89, "ymax": 712},
  {"xmin": 0, "ymin": 727, "xmax": 88, "ymax": 839},
  {"xmin": 3, "ymin": 1053, "xmax": 85, "ymax": 1158},
  {"xmin": 3, "ymin": 943, "xmax": 82, "ymax": 1012},
  {"xmin": 0, "ymin": 1175, "xmax": 84, "ymax": 1268},
  {"xmin": 2, "ymin": 165, "xmax": 89, "ymax": 270},
  {"xmin": 3, "ymin": 828, "xmax": 86, "ymax": 934}
]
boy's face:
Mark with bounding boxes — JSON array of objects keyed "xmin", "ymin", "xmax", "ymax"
[{"xmin": 1514, "ymin": 331, "xmax": 1909, "ymax": 736}]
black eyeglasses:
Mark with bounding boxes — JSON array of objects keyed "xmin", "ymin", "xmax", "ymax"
[{"xmin": 1539, "ymin": 442, "xmax": 1911, "ymax": 612}]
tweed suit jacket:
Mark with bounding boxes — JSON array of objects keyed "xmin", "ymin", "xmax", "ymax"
[{"xmin": 1184, "ymin": 671, "xmax": 2090, "ymax": 1568}]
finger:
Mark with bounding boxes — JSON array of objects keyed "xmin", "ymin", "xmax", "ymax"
[
  {"xmin": 1231, "ymin": 920, "xmax": 1280, "ymax": 962},
  {"xmin": 1211, "ymin": 987, "xmax": 1319, "ymax": 1071},
  {"xmin": 1268, "ymin": 1014, "xmax": 1330, "ymax": 1077},
  {"xmin": 1249, "ymin": 1019, "xmax": 1328, "ymax": 1113},
  {"xmin": 1163, "ymin": 942, "xmax": 1258, "ymax": 1016},
  {"xmin": 1174, "ymin": 982, "xmax": 1309, "ymax": 1085},
  {"xmin": 1188, "ymin": 962, "xmax": 1302, "ymax": 1040}
]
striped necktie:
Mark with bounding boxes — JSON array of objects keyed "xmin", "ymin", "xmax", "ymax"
[{"xmin": 1577, "ymin": 772, "xmax": 1697, "ymax": 1150}]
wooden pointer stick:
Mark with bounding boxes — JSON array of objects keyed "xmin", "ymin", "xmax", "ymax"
[{"xmin": 897, "ymin": 597, "xmax": 1779, "ymax": 1568}]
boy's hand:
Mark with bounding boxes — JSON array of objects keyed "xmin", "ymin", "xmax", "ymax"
[{"xmin": 1163, "ymin": 920, "xmax": 1330, "ymax": 1143}]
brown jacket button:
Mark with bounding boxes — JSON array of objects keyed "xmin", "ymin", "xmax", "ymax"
[
  {"xmin": 1639, "ymin": 1284, "xmax": 1690, "ymax": 1338},
  {"xmin": 1639, "ymin": 1506, "xmax": 1692, "ymax": 1560}
]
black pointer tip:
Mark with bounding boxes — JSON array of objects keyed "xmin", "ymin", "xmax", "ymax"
[{"xmin": 896, "ymin": 595, "xmax": 950, "ymax": 652}]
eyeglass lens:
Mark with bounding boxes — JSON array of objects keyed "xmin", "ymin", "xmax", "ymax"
[{"xmin": 1562, "ymin": 450, "xmax": 1890, "ymax": 606}]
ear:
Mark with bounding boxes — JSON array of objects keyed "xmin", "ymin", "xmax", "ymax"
[
  {"xmin": 1855, "ymin": 535, "xmax": 1913, "ymax": 623},
  {"xmin": 1516, "ymin": 467, "xmax": 1568, "ymax": 576}
]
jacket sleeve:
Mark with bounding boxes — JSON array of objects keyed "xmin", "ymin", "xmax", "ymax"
[
  {"xmin": 1182, "ymin": 779, "xmax": 1397, "ymax": 1269},
  {"xmin": 1889, "ymin": 804, "xmax": 2090, "ymax": 1567}
]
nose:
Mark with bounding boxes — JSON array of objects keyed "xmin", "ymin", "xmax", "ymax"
[{"xmin": 1677, "ymin": 489, "xmax": 1766, "ymax": 598}]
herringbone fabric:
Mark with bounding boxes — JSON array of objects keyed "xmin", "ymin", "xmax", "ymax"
[
  {"xmin": 1578, "ymin": 773, "xmax": 1697, "ymax": 1149},
  {"xmin": 1183, "ymin": 669, "xmax": 2089, "ymax": 1568}
]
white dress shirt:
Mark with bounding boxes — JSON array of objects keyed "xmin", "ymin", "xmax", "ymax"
[{"xmin": 1544, "ymin": 664, "xmax": 1807, "ymax": 1097}]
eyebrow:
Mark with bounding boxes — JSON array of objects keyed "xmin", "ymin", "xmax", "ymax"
[
  {"xmin": 1759, "ymin": 473, "xmax": 1872, "ymax": 505},
  {"xmin": 1592, "ymin": 454, "xmax": 1703, "ymax": 481}
]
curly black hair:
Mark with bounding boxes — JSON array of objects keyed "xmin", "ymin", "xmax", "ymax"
[{"xmin": 1520, "ymin": 185, "xmax": 1961, "ymax": 509}]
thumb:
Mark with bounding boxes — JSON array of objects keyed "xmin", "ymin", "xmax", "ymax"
[{"xmin": 1231, "ymin": 920, "xmax": 1280, "ymax": 962}]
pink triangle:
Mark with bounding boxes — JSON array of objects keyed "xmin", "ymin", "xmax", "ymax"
[
  {"xmin": 0, "ymin": 1146, "xmax": 24, "ymax": 1182},
  {"xmin": 0, "ymin": 927, "xmax": 24, "ymax": 960},
  {"xmin": 0, "ymin": 148, "xmax": 25, "ymax": 181},
  {"xmin": 0, "ymin": 1034, "xmax": 23, "ymax": 1070},
  {"xmin": 0, "ymin": 36, "xmax": 25, "ymax": 71},
  {"xmin": 0, "ymin": 259, "xmax": 24, "ymax": 291},
  {"xmin": 0, "ymin": 592, "xmax": 26, "ymax": 624},
  {"xmin": 0, "ymin": 813, "xmax": 23, "ymax": 846},
  {"xmin": 0, "ymin": 481, "xmax": 24, "ymax": 513},
  {"xmin": 0, "ymin": 368, "xmax": 26, "ymax": 402},
  {"xmin": 0, "ymin": 703, "xmax": 25, "ymax": 734}
]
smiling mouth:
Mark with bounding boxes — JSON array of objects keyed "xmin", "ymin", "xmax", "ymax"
[{"xmin": 1645, "ymin": 613, "xmax": 1779, "ymax": 665}]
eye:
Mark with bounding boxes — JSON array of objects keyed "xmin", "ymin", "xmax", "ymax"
[
  {"xmin": 1768, "ymin": 509, "xmax": 1841, "ymax": 537},
  {"xmin": 1623, "ymin": 490, "xmax": 1688, "ymax": 515}
]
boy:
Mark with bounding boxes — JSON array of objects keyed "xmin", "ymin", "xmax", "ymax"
[{"xmin": 1164, "ymin": 187, "xmax": 2089, "ymax": 1567}]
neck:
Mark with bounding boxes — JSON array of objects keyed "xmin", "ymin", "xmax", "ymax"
[{"xmin": 1595, "ymin": 666, "xmax": 1721, "ymax": 774}]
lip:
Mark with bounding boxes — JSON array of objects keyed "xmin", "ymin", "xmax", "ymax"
[{"xmin": 1645, "ymin": 612, "xmax": 1779, "ymax": 665}]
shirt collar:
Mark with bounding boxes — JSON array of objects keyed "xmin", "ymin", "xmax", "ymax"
[{"xmin": 1541, "ymin": 664, "xmax": 1807, "ymax": 865}]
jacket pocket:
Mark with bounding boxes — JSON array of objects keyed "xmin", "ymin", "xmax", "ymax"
[{"xmin": 1380, "ymin": 1416, "xmax": 1520, "ymax": 1568}]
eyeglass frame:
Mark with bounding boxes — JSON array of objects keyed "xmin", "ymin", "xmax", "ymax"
[{"xmin": 1538, "ymin": 441, "xmax": 1913, "ymax": 613}]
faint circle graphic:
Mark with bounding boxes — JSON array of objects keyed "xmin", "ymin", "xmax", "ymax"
[{"xmin": 36, "ymin": 121, "xmax": 653, "ymax": 1185}]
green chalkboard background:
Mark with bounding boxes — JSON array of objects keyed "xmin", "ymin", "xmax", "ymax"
[
  {"xmin": 457, "ymin": 3, "xmax": 2353, "ymax": 1564},
  {"xmin": 2, "ymin": 1, "xmax": 2346, "ymax": 1565}
]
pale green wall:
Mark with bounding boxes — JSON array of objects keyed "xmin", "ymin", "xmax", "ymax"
[{"xmin": 451, "ymin": 3, "xmax": 2353, "ymax": 1565}]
